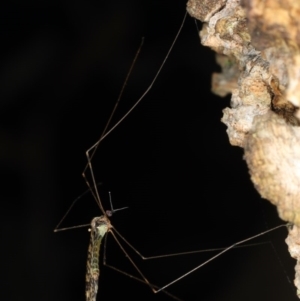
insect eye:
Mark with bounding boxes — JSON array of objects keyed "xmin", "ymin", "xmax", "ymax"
[{"xmin": 106, "ymin": 210, "xmax": 113, "ymax": 217}]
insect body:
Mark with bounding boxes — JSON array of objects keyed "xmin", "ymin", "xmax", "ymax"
[
  {"xmin": 86, "ymin": 216, "xmax": 111, "ymax": 301},
  {"xmin": 81, "ymin": 210, "xmax": 183, "ymax": 301}
]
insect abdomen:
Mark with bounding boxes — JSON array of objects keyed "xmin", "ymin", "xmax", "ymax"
[{"xmin": 85, "ymin": 216, "xmax": 109, "ymax": 301}]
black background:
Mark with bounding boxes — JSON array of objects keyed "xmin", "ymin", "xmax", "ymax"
[{"xmin": 1, "ymin": 1, "xmax": 298, "ymax": 301}]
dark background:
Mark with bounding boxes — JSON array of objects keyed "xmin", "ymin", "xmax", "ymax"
[{"xmin": 1, "ymin": 1, "xmax": 297, "ymax": 301}]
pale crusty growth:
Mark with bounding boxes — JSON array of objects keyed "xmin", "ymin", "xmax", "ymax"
[
  {"xmin": 186, "ymin": 0, "xmax": 300, "ymax": 295},
  {"xmin": 187, "ymin": 0, "xmax": 227, "ymax": 22},
  {"xmin": 211, "ymin": 54, "xmax": 239, "ymax": 97},
  {"xmin": 242, "ymin": 0, "xmax": 300, "ymax": 111},
  {"xmin": 244, "ymin": 112, "xmax": 300, "ymax": 224},
  {"xmin": 286, "ymin": 225, "xmax": 300, "ymax": 298},
  {"xmin": 188, "ymin": 0, "xmax": 300, "ymax": 147}
]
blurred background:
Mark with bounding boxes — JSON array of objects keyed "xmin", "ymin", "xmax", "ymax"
[{"xmin": 1, "ymin": 1, "xmax": 298, "ymax": 301}]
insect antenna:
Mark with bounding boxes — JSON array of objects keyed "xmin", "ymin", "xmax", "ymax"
[{"xmin": 105, "ymin": 191, "xmax": 128, "ymax": 217}]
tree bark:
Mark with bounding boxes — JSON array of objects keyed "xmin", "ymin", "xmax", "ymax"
[{"xmin": 186, "ymin": 0, "xmax": 300, "ymax": 297}]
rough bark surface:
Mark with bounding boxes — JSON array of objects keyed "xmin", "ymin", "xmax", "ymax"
[{"xmin": 186, "ymin": 0, "xmax": 300, "ymax": 296}]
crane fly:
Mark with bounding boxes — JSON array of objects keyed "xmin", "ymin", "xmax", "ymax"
[{"xmin": 55, "ymin": 12, "xmax": 188, "ymax": 301}]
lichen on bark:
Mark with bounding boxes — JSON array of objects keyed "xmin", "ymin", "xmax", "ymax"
[{"xmin": 187, "ymin": 0, "xmax": 300, "ymax": 296}]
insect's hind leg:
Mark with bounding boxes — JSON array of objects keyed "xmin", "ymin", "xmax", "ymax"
[{"xmin": 102, "ymin": 231, "xmax": 183, "ymax": 301}]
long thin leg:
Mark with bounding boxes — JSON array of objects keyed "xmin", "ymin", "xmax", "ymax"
[
  {"xmin": 103, "ymin": 231, "xmax": 183, "ymax": 301},
  {"xmin": 155, "ymin": 223, "xmax": 290, "ymax": 293},
  {"xmin": 81, "ymin": 12, "xmax": 187, "ymax": 214},
  {"xmin": 112, "ymin": 224, "xmax": 278, "ymax": 260},
  {"xmin": 101, "ymin": 224, "xmax": 288, "ymax": 298},
  {"xmin": 82, "ymin": 38, "xmax": 145, "ymax": 214}
]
